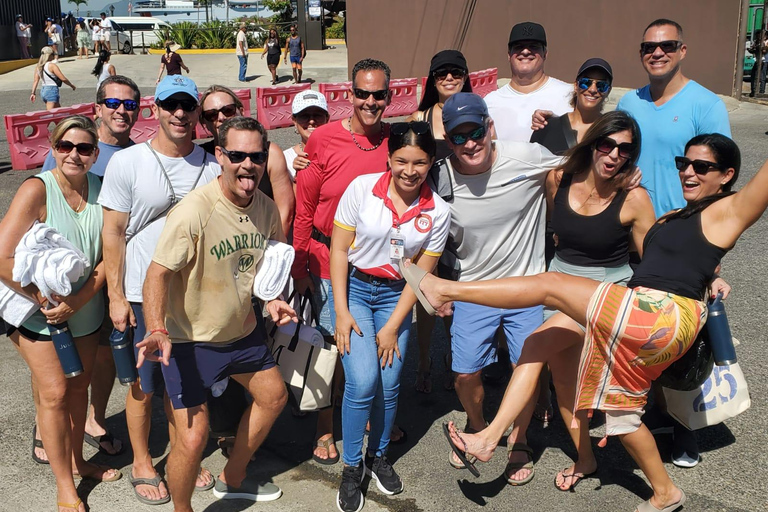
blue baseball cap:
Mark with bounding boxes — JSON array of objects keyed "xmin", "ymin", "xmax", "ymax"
[
  {"xmin": 155, "ymin": 75, "xmax": 199, "ymax": 103},
  {"xmin": 442, "ymin": 92, "xmax": 489, "ymax": 133}
]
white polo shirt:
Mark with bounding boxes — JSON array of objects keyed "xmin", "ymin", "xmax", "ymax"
[{"xmin": 334, "ymin": 171, "xmax": 450, "ymax": 279}]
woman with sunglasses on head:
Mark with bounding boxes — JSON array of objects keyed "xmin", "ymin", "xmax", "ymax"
[
  {"xmin": 0, "ymin": 116, "xmax": 122, "ymax": 512},
  {"xmin": 330, "ymin": 122, "xmax": 450, "ymax": 512},
  {"xmin": 198, "ymin": 85, "xmax": 294, "ymax": 237},
  {"xmin": 409, "ymin": 133, "xmax": 749, "ymax": 512},
  {"xmin": 30, "ymin": 46, "xmax": 76, "ymax": 110}
]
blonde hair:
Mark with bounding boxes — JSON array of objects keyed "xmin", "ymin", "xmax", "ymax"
[
  {"xmin": 36, "ymin": 46, "xmax": 55, "ymax": 77},
  {"xmin": 50, "ymin": 115, "xmax": 98, "ymax": 148}
]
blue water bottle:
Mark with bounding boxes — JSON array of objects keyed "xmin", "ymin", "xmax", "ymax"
[
  {"xmin": 706, "ymin": 292, "xmax": 737, "ymax": 366},
  {"xmin": 109, "ymin": 328, "xmax": 138, "ymax": 385},
  {"xmin": 48, "ymin": 322, "xmax": 84, "ymax": 378}
]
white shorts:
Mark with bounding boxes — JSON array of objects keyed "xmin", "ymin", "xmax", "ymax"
[
  {"xmin": 100, "ymin": 31, "xmax": 110, "ymax": 41},
  {"xmin": 604, "ymin": 409, "xmax": 644, "ymax": 436}
]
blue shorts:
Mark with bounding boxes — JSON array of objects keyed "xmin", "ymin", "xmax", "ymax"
[
  {"xmin": 40, "ymin": 85, "xmax": 60, "ymax": 103},
  {"xmin": 450, "ymin": 302, "xmax": 543, "ymax": 373},
  {"xmin": 131, "ymin": 303, "xmax": 165, "ymax": 395},
  {"xmin": 162, "ymin": 327, "xmax": 275, "ymax": 410},
  {"xmin": 290, "ymin": 55, "xmax": 302, "ymax": 65}
]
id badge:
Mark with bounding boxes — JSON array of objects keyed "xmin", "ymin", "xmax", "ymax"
[{"xmin": 389, "ymin": 230, "xmax": 406, "ymax": 260}]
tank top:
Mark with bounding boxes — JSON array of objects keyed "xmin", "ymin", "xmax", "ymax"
[
  {"xmin": 288, "ymin": 35, "xmax": 302, "ymax": 58},
  {"xmin": 41, "ymin": 62, "xmax": 59, "ymax": 87},
  {"xmin": 267, "ymin": 38, "xmax": 281, "ymax": 55},
  {"xmin": 551, "ymin": 173, "xmax": 630, "ymax": 267},
  {"xmin": 21, "ymin": 171, "xmax": 105, "ymax": 336},
  {"xmin": 423, "ymin": 105, "xmax": 453, "ymax": 161},
  {"xmin": 628, "ymin": 211, "xmax": 728, "ymax": 300},
  {"xmin": 96, "ymin": 64, "xmax": 111, "ymax": 87}
]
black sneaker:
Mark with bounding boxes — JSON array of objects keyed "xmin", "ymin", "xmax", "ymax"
[
  {"xmin": 364, "ymin": 452, "xmax": 403, "ymax": 495},
  {"xmin": 672, "ymin": 422, "xmax": 700, "ymax": 468},
  {"xmin": 337, "ymin": 462, "xmax": 365, "ymax": 512}
]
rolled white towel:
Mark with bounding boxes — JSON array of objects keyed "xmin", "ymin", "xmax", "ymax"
[
  {"xmin": 253, "ymin": 241, "xmax": 295, "ymax": 301},
  {"xmin": 0, "ymin": 281, "xmax": 38, "ymax": 327},
  {"xmin": 272, "ymin": 321, "xmax": 325, "ymax": 349}
]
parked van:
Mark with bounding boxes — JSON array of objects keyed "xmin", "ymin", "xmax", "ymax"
[{"xmin": 105, "ymin": 17, "xmax": 172, "ymax": 52}]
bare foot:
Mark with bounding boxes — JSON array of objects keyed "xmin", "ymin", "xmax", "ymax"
[
  {"xmin": 131, "ymin": 465, "xmax": 169, "ymax": 502},
  {"xmin": 57, "ymin": 496, "xmax": 85, "ymax": 512},
  {"xmin": 313, "ymin": 433, "xmax": 338, "ymax": 461},
  {"xmin": 447, "ymin": 421, "xmax": 497, "ymax": 463},
  {"xmin": 197, "ymin": 466, "xmax": 214, "ymax": 489},
  {"xmin": 33, "ymin": 426, "xmax": 49, "ymax": 463},
  {"xmin": 643, "ymin": 486, "xmax": 684, "ymax": 511},
  {"xmin": 73, "ymin": 462, "xmax": 122, "ymax": 482},
  {"xmin": 506, "ymin": 450, "xmax": 533, "ymax": 483}
]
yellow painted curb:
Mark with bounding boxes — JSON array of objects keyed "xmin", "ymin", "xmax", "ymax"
[
  {"xmin": 148, "ymin": 48, "xmax": 236, "ymax": 55},
  {"xmin": 0, "ymin": 59, "xmax": 36, "ymax": 75}
]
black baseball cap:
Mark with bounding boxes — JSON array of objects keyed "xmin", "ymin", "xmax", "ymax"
[
  {"xmin": 577, "ymin": 58, "xmax": 613, "ymax": 81},
  {"xmin": 508, "ymin": 22, "xmax": 547, "ymax": 48},
  {"xmin": 429, "ymin": 50, "xmax": 468, "ymax": 74}
]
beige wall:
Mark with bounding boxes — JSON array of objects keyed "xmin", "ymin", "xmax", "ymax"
[{"xmin": 347, "ymin": 0, "xmax": 742, "ymax": 95}]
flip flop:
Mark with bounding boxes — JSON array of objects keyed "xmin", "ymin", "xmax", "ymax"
[
  {"xmin": 635, "ymin": 490, "xmax": 687, "ymax": 512},
  {"xmin": 31, "ymin": 425, "xmax": 49, "ymax": 465},
  {"xmin": 73, "ymin": 465, "xmax": 122, "ymax": 482},
  {"xmin": 195, "ymin": 467, "xmax": 215, "ymax": 492},
  {"xmin": 553, "ymin": 466, "xmax": 598, "ymax": 492},
  {"xmin": 400, "ymin": 258, "xmax": 437, "ymax": 315},
  {"xmin": 129, "ymin": 471, "xmax": 171, "ymax": 505},
  {"xmin": 442, "ymin": 423, "xmax": 480, "ymax": 477},
  {"xmin": 312, "ymin": 436, "xmax": 339, "ymax": 465},
  {"xmin": 57, "ymin": 498, "xmax": 82, "ymax": 512},
  {"xmin": 84, "ymin": 431, "xmax": 125, "ymax": 456},
  {"xmin": 505, "ymin": 443, "xmax": 535, "ymax": 486}
]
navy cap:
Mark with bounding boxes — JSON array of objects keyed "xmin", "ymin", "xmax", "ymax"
[
  {"xmin": 508, "ymin": 22, "xmax": 547, "ymax": 47},
  {"xmin": 442, "ymin": 92, "xmax": 489, "ymax": 134},
  {"xmin": 576, "ymin": 57, "xmax": 613, "ymax": 81},
  {"xmin": 155, "ymin": 75, "xmax": 199, "ymax": 102}
]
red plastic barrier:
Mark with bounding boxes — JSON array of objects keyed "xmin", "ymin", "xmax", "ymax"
[
  {"xmin": 255, "ymin": 84, "xmax": 311, "ymax": 129},
  {"xmin": 318, "ymin": 81, "xmax": 353, "ymax": 122},
  {"xmin": 383, "ymin": 78, "xmax": 418, "ymax": 118},
  {"xmin": 196, "ymin": 88, "xmax": 253, "ymax": 139},
  {"xmin": 129, "ymin": 95, "xmax": 161, "ymax": 144},
  {"xmin": 470, "ymin": 68, "xmax": 498, "ymax": 98},
  {"xmin": 4, "ymin": 103, "xmax": 96, "ymax": 171}
]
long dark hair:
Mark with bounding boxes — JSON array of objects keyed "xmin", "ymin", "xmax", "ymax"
[
  {"xmin": 664, "ymin": 133, "xmax": 741, "ymax": 221},
  {"xmin": 418, "ymin": 52, "xmax": 472, "ymax": 111},
  {"xmin": 559, "ymin": 110, "xmax": 641, "ymax": 184},
  {"xmin": 92, "ymin": 49, "xmax": 110, "ymax": 77}
]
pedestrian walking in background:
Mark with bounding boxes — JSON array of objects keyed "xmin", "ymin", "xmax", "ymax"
[
  {"xmin": 284, "ymin": 25, "xmax": 306, "ymax": 83},
  {"xmin": 262, "ymin": 28, "xmax": 281, "ymax": 85},
  {"xmin": 236, "ymin": 23, "xmax": 249, "ymax": 82},
  {"xmin": 156, "ymin": 40, "xmax": 189, "ymax": 83},
  {"xmin": 30, "ymin": 46, "xmax": 76, "ymax": 110}
]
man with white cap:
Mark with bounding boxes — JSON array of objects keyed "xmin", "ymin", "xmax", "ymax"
[{"xmin": 99, "ymin": 75, "xmax": 221, "ymax": 505}]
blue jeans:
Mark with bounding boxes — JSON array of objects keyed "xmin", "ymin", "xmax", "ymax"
[
  {"xmin": 238, "ymin": 55, "xmax": 248, "ymax": 81},
  {"xmin": 331, "ymin": 274, "xmax": 412, "ymax": 466}
]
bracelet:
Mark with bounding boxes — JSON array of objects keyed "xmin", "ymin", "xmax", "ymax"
[{"xmin": 149, "ymin": 328, "xmax": 169, "ymax": 336}]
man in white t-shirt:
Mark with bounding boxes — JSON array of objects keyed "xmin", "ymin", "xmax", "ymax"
[
  {"xmin": 100, "ymin": 12, "xmax": 112, "ymax": 52},
  {"xmin": 15, "ymin": 15, "xmax": 32, "ymax": 59},
  {"xmin": 236, "ymin": 23, "xmax": 249, "ymax": 82},
  {"xmin": 484, "ymin": 22, "xmax": 572, "ymax": 142},
  {"xmin": 428, "ymin": 92, "xmax": 562, "ymax": 485},
  {"xmin": 98, "ymin": 75, "xmax": 221, "ymax": 505}
]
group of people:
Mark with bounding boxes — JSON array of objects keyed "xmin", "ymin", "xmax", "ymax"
[
  {"xmin": 235, "ymin": 23, "xmax": 307, "ymax": 84},
  {"xmin": 0, "ymin": 15, "xmax": 763, "ymax": 512}
]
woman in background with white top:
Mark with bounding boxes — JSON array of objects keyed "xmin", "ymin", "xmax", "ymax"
[
  {"xmin": 30, "ymin": 46, "xmax": 76, "ymax": 110},
  {"xmin": 92, "ymin": 50, "xmax": 116, "ymax": 88}
]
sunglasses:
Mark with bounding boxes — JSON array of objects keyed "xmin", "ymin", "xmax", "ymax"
[
  {"xmin": 100, "ymin": 98, "xmax": 139, "ymax": 111},
  {"xmin": 447, "ymin": 123, "xmax": 487, "ymax": 145},
  {"xmin": 55, "ymin": 140, "xmax": 96, "ymax": 156},
  {"xmin": 674, "ymin": 156, "xmax": 723, "ymax": 175},
  {"xmin": 390, "ymin": 121, "xmax": 430, "ymax": 137},
  {"xmin": 595, "ymin": 137, "xmax": 635, "ymax": 159},
  {"xmin": 577, "ymin": 77, "xmax": 611, "ymax": 94},
  {"xmin": 640, "ymin": 40, "xmax": 682, "ymax": 55},
  {"xmin": 510, "ymin": 42, "xmax": 545, "ymax": 54},
  {"xmin": 156, "ymin": 98, "xmax": 198, "ymax": 113},
  {"xmin": 352, "ymin": 88, "xmax": 389, "ymax": 101},
  {"xmin": 433, "ymin": 68, "xmax": 466, "ymax": 81},
  {"xmin": 295, "ymin": 111, "xmax": 328, "ymax": 123},
  {"xmin": 202, "ymin": 103, "xmax": 238, "ymax": 122},
  {"xmin": 220, "ymin": 147, "xmax": 268, "ymax": 164}
]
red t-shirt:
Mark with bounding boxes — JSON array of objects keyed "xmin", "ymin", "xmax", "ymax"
[
  {"xmin": 291, "ymin": 120, "xmax": 390, "ymax": 280},
  {"xmin": 161, "ymin": 52, "xmax": 184, "ymax": 75}
]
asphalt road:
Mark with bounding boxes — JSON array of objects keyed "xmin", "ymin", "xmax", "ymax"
[{"xmin": 0, "ymin": 53, "xmax": 767, "ymax": 511}]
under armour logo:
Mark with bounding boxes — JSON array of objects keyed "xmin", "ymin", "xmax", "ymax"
[{"xmin": 239, "ymin": 216, "xmax": 250, "ymax": 223}]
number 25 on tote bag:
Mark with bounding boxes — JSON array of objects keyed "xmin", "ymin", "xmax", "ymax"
[{"xmin": 663, "ymin": 362, "xmax": 751, "ymax": 431}]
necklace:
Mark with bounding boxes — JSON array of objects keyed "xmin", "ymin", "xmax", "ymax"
[
  {"xmin": 347, "ymin": 117, "xmax": 384, "ymax": 152},
  {"xmin": 54, "ymin": 170, "xmax": 87, "ymax": 213}
]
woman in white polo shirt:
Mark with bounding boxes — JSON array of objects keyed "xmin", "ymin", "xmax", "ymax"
[{"xmin": 329, "ymin": 122, "xmax": 450, "ymax": 511}]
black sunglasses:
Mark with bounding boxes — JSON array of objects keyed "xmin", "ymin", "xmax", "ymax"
[
  {"xmin": 202, "ymin": 104, "xmax": 238, "ymax": 122},
  {"xmin": 352, "ymin": 88, "xmax": 389, "ymax": 101},
  {"xmin": 55, "ymin": 140, "xmax": 96, "ymax": 156},
  {"xmin": 510, "ymin": 42, "xmax": 545, "ymax": 54},
  {"xmin": 156, "ymin": 98, "xmax": 198, "ymax": 113},
  {"xmin": 674, "ymin": 156, "xmax": 723, "ymax": 175},
  {"xmin": 390, "ymin": 121, "xmax": 431, "ymax": 137},
  {"xmin": 433, "ymin": 68, "xmax": 466, "ymax": 81},
  {"xmin": 577, "ymin": 78, "xmax": 611, "ymax": 94},
  {"xmin": 447, "ymin": 123, "xmax": 487, "ymax": 145},
  {"xmin": 220, "ymin": 147, "xmax": 268, "ymax": 165},
  {"xmin": 640, "ymin": 40, "xmax": 682, "ymax": 55},
  {"xmin": 100, "ymin": 98, "xmax": 139, "ymax": 111},
  {"xmin": 595, "ymin": 137, "xmax": 635, "ymax": 159},
  {"xmin": 295, "ymin": 110, "xmax": 328, "ymax": 123}
]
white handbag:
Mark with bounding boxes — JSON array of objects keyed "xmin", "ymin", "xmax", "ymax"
[
  {"xmin": 663, "ymin": 362, "xmax": 751, "ymax": 431},
  {"xmin": 267, "ymin": 292, "xmax": 338, "ymax": 412}
]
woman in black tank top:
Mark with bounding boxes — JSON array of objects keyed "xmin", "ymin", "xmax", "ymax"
[{"xmin": 406, "ymin": 134, "xmax": 758, "ymax": 512}]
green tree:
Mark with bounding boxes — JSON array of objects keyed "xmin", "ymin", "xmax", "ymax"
[
  {"xmin": 68, "ymin": 0, "xmax": 88, "ymax": 16},
  {"xmin": 262, "ymin": 0, "xmax": 293, "ymax": 24}
]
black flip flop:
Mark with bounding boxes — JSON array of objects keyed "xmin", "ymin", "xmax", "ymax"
[
  {"xmin": 312, "ymin": 436, "xmax": 339, "ymax": 465},
  {"xmin": 442, "ymin": 423, "xmax": 480, "ymax": 477},
  {"xmin": 84, "ymin": 431, "xmax": 125, "ymax": 456},
  {"xmin": 31, "ymin": 425, "xmax": 49, "ymax": 465}
]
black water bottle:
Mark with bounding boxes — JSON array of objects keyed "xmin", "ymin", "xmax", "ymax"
[
  {"xmin": 706, "ymin": 292, "xmax": 737, "ymax": 366},
  {"xmin": 48, "ymin": 322, "xmax": 83, "ymax": 378},
  {"xmin": 109, "ymin": 328, "xmax": 138, "ymax": 385}
]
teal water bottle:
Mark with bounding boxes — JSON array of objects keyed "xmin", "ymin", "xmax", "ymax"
[{"xmin": 706, "ymin": 292, "xmax": 737, "ymax": 366}]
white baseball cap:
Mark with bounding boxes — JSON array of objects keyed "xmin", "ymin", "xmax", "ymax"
[{"xmin": 291, "ymin": 90, "xmax": 328, "ymax": 115}]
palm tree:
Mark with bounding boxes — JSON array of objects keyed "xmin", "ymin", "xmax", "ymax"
[{"xmin": 68, "ymin": 0, "xmax": 88, "ymax": 16}]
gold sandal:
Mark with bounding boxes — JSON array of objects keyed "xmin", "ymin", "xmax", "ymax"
[{"xmin": 57, "ymin": 497, "xmax": 82, "ymax": 511}]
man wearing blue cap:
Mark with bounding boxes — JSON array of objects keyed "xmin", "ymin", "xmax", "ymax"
[
  {"xmin": 428, "ymin": 91, "xmax": 562, "ymax": 485},
  {"xmin": 98, "ymin": 75, "xmax": 221, "ymax": 505}
]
